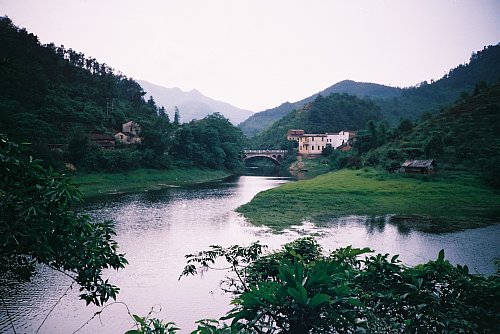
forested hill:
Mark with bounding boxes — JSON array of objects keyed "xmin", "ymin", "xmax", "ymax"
[
  {"xmin": 0, "ymin": 16, "xmax": 153, "ymax": 144},
  {"xmin": 376, "ymin": 44, "xmax": 500, "ymax": 124},
  {"xmin": 252, "ymin": 93, "xmax": 381, "ymax": 149},
  {"xmin": 239, "ymin": 80, "xmax": 401, "ymax": 137},
  {"xmin": 239, "ymin": 44, "xmax": 500, "ymax": 137},
  {"xmin": 0, "ymin": 17, "xmax": 245, "ymax": 172},
  {"xmin": 361, "ymin": 81, "xmax": 500, "ymax": 187}
]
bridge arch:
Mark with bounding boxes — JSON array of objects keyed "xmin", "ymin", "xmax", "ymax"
[
  {"xmin": 242, "ymin": 150, "xmax": 287, "ymax": 166},
  {"xmin": 243, "ymin": 154, "xmax": 281, "ymax": 166}
]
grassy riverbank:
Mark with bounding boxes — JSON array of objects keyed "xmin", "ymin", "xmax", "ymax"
[
  {"xmin": 72, "ymin": 168, "xmax": 231, "ymax": 198},
  {"xmin": 237, "ymin": 168, "xmax": 500, "ymax": 232}
]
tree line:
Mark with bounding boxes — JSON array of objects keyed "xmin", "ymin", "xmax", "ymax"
[{"xmin": 0, "ymin": 16, "xmax": 245, "ymax": 173}]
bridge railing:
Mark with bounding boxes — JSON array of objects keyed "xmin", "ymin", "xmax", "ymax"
[{"xmin": 243, "ymin": 149, "xmax": 288, "ymax": 154}]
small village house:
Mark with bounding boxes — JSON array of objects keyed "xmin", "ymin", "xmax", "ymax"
[
  {"xmin": 400, "ymin": 159, "xmax": 436, "ymax": 174},
  {"xmin": 115, "ymin": 121, "xmax": 142, "ymax": 145},
  {"xmin": 287, "ymin": 129, "xmax": 355, "ymax": 155},
  {"xmin": 123, "ymin": 121, "xmax": 141, "ymax": 136},
  {"xmin": 89, "ymin": 133, "xmax": 115, "ymax": 149}
]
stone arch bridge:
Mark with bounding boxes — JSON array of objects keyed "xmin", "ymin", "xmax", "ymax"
[{"xmin": 242, "ymin": 149, "xmax": 288, "ymax": 166}]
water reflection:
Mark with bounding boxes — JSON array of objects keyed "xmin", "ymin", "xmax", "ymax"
[
  {"xmin": 0, "ymin": 174, "xmax": 499, "ymax": 334},
  {"xmin": 364, "ymin": 216, "xmax": 387, "ymax": 234}
]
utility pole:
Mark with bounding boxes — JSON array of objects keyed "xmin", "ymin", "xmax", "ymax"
[{"xmin": 106, "ymin": 98, "xmax": 115, "ymax": 118}]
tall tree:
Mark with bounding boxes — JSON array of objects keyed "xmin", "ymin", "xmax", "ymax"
[{"xmin": 173, "ymin": 106, "xmax": 181, "ymax": 126}]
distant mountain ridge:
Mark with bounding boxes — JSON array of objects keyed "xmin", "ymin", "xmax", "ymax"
[
  {"xmin": 239, "ymin": 80, "xmax": 402, "ymax": 137},
  {"xmin": 251, "ymin": 92, "xmax": 382, "ymax": 149},
  {"xmin": 138, "ymin": 80, "xmax": 254, "ymax": 125},
  {"xmin": 239, "ymin": 44, "xmax": 500, "ymax": 137}
]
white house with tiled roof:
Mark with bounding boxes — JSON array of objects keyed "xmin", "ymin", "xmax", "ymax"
[{"xmin": 287, "ymin": 129, "xmax": 354, "ymax": 155}]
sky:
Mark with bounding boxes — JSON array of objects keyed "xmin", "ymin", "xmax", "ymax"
[{"xmin": 2, "ymin": 0, "xmax": 500, "ymax": 112}]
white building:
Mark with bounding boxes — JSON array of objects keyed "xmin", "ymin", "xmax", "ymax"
[
  {"xmin": 287, "ymin": 129, "xmax": 354, "ymax": 155},
  {"xmin": 115, "ymin": 121, "xmax": 142, "ymax": 145}
]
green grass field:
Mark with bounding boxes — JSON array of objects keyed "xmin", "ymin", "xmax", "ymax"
[
  {"xmin": 72, "ymin": 168, "xmax": 230, "ymax": 198},
  {"xmin": 237, "ymin": 168, "xmax": 500, "ymax": 232}
]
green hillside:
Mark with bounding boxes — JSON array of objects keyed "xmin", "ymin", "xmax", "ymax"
[
  {"xmin": 239, "ymin": 44, "xmax": 500, "ymax": 137},
  {"xmin": 239, "ymin": 80, "xmax": 401, "ymax": 137},
  {"xmin": 0, "ymin": 17, "xmax": 244, "ymax": 172},
  {"xmin": 250, "ymin": 93, "xmax": 381, "ymax": 149},
  {"xmin": 375, "ymin": 44, "xmax": 500, "ymax": 124},
  {"xmin": 0, "ymin": 17, "xmax": 152, "ymax": 144},
  {"xmin": 362, "ymin": 81, "xmax": 500, "ymax": 188}
]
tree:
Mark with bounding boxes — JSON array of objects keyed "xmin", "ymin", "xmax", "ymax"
[
  {"xmin": 0, "ymin": 134, "xmax": 127, "ymax": 306},
  {"xmin": 352, "ymin": 129, "xmax": 372, "ymax": 154},
  {"xmin": 376, "ymin": 121, "xmax": 387, "ymax": 146},
  {"xmin": 173, "ymin": 106, "xmax": 180, "ymax": 126},
  {"xmin": 396, "ymin": 118, "xmax": 414, "ymax": 137},
  {"xmin": 158, "ymin": 106, "xmax": 170, "ymax": 123},
  {"xmin": 322, "ymin": 145, "xmax": 334, "ymax": 157},
  {"xmin": 172, "ymin": 113, "xmax": 244, "ymax": 171}
]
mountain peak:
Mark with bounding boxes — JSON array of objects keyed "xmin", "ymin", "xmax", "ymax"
[
  {"xmin": 138, "ymin": 80, "xmax": 253, "ymax": 125},
  {"xmin": 238, "ymin": 80, "xmax": 402, "ymax": 137}
]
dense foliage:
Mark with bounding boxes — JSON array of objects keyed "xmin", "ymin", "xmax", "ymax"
[
  {"xmin": 0, "ymin": 16, "xmax": 150, "ymax": 144},
  {"xmin": 157, "ymin": 237, "xmax": 500, "ymax": 333},
  {"xmin": 0, "ymin": 134, "xmax": 127, "ymax": 305},
  {"xmin": 251, "ymin": 93, "xmax": 381, "ymax": 149},
  {"xmin": 354, "ymin": 81, "xmax": 500, "ymax": 188},
  {"xmin": 171, "ymin": 113, "xmax": 245, "ymax": 170},
  {"xmin": 0, "ymin": 17, "xmax": 244, "ymax": 172}
]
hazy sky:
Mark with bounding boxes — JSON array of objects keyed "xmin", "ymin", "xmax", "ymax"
[{"xmin": 2, "ymin": 0, "xmax": 500, "ymax": 111}]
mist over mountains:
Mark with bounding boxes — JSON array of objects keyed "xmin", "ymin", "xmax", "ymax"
[
  {"xmin": 239, "ymin": 44, "xmax": 500, "ymax": 137},
  {"xmin": 138, "ymin": 80, "xmax": 254, "ymax": 125}
]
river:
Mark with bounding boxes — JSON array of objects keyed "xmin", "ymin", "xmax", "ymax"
[{"xmin": 1, "ymin": 172, "xmax": 499, "ymax": 333}]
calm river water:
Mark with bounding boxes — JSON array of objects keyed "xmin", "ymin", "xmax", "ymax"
[{"xmin": 1, "ymin": 172, "xmax": 499, "ymax": 333}]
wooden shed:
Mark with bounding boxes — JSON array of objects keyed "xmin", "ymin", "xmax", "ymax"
[{"xmin": 400, "ymin": 159, "xmax": 436, "ymax": 174}]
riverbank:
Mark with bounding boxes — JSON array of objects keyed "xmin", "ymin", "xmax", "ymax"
[
  {"xmin": 72, "ymin": 168, "xmax": 231, "ymax": 198},
  {"xmin": 237, "ymin": 168, "xmax": 500, "ymax": 232}
]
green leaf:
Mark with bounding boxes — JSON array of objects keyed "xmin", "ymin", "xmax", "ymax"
[
  {"xmin": 309, "ymin": 293, "xmax": 331, "ymax": 308},
  {"xmin": 437, "ymin": 249, "xmax": 445, "ymax": 262},
  {"xmin": 279, "ymin": 265, "xmax": 296, "ymax": 286},
  {"xmin": 288, "ymin": 286, "xmax": 308, "ymax": 306}
]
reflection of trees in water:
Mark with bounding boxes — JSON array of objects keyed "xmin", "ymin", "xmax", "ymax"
[
  {"xmin": 390, "ymin": 216, "xmax": 413, "ymax": 235},
  {"xmin": 244, "ymin": 165, "xmax": 284, "ymax": 177},
  {"xmin": 387, "ymin": 215, "xmax": 438, "ymax": 235},
  {"xmin": 364, "ymin": 216, "xmax": 387, "ymax": 234},
  {"xmin": 362, "ymin": 215, "xmax": 442, "ymax": 235}
]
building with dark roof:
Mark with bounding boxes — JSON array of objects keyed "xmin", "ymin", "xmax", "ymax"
[{"xmin": 400, "ymin": 159, "xmax": 436, "ymax": 174}]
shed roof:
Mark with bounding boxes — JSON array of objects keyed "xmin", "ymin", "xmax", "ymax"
[{"xmin": 402, "ymin": 159, "xmax": 435, "ymax": 168}]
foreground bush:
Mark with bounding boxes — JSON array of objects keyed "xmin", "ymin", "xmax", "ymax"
[
  {"xmin": 0, "ymin": 134, "xmax": 127, "ymax": 306},
  {"xmin": 169, "ymin": 237, "xmax": 499, "ymax": 333}
]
